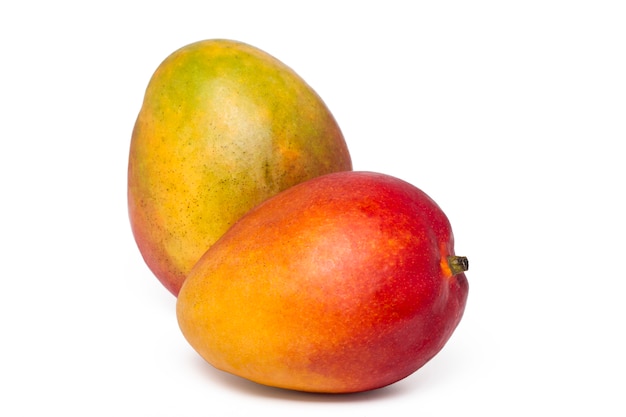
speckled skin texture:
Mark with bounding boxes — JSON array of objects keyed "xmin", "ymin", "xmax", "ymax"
[
  {"xmin": 128, "ymin": 40, "xmax": 352, "ymax": 296},
  {"xmin": 176, "ymin": 171, "xmax": 468, "ymax": 393}
]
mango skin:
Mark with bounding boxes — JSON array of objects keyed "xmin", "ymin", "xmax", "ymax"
[
  {"xmin": 176, "ymin": 171, "xmax": 469, "ymax": 393},
  {"xmin": 128, "ymin": 39, "xmax": 352, "ymax": 296}
]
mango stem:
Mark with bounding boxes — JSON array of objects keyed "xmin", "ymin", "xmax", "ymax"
[{"xmin": 447, "ymin": 256, "xmax": 469, "ymax": 275}]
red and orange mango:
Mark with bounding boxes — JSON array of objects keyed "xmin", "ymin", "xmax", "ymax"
[{"xmin": 176, "ymin": 171, "xmax": 469, "ymax": 393}]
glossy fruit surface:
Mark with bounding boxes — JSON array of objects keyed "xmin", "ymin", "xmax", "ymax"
[
  {"xmin": 128, "ymin": 39, "xmax": 352, "ymax": 295},
  {"xmin": 176, "ymin": 171, "xmax": 468, "ymax": 393}
]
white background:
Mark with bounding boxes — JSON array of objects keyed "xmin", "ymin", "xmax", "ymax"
[{"xmin": 1, "ymin": 1, "xmax": 625, "ymax": 415}]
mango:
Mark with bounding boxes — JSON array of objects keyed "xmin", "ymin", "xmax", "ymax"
[
  {"xmin": 176, "ymin": 171, "xmax": 469, "ymax": 393},
  {"xmin": 128, "ymin": 39, "xmax": 352, "ymax": 296}
]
